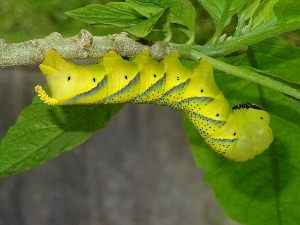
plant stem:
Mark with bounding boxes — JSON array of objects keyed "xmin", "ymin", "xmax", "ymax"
[{"xmin": 200, "ymin": 21, "xmax": 300, "ymax": 57}]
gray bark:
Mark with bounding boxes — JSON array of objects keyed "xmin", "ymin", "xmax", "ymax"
[{"xmin": 0, "ymin": 31, "xmax": 168, "ymax": 67}]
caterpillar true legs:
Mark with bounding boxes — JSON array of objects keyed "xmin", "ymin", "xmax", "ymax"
[{"xmin": 35, "ymin": 50, "xmax": 273, "ymax": 162}]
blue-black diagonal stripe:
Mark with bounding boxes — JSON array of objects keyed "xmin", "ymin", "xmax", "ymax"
[
  {"xmin": 65, "ymin": 76, "xmax": 107, "ymax": 103},
  {"xmin": 188, "ymin": 111, "xmax": 225, "ymax": 126},
  {"xmin": 156, "ymin": 79, "xmax": 191, "ymax": 102},
  {"xmin": 132, "ymin": 75, "xmax": 166, "ymax": 102},
  {"xmin": 106, "ymin": 73, "xmax": 140, "ymax": 101},
  {"xmin": 180, "ymin": 96, "xmax": 213, "ymax": 104}
]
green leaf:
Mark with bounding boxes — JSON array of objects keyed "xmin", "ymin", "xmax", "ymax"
[
  {"xmin": 289, "ymin": 98, "xmax": 300, "ymax": 113},
  {"xmin": 201, "ymin": 0, "xmax": 300, "ymax": 57},
  {"xmin": 239, "ymin": 0, "xmax": 261, "ymax": 21},
  {"xmin": 0, "ymin": 98, "xmax": 122, "ymax": 177},
  {"xmin": 247, "ymin": 67, "xmax": 300, "ymax": 90},
  {"xmin": 248, "ymin": 38, "xmax": 300, "ymax": 111},
  {"xmin": 274, "ymin": 0, "xmax": 300, "ymax": 24},
  {"xmin": 125, "ymin": 0, "xmax": 162, "ymax": 17},
  {"xmin": 65, "ymin": 2, "xmax": 144, "ymax": 27},
  {"xmin": 251, "ymin": 0, "xmax": 278, "ymax": 30},
  {"xmin": 281, "ymin": 30, "xmax": 300, "ymax": 47},
  {"xmin": 126, "ymin": 0, "xmax": 195, "ymax": 41},
  {"xmin": 66, "ymin": 1, "xmax": 192, "ymax": 41},
  {"xmin": 125, "ymin": 7, "xmax": 170, "ymax": 38},
  {"xmin": 198, "ymin": 0, "xmax": 250, "ymax": 27},
  {"xmin": 250, "ymin": 38, "xmax": 300, "ymax": 83}
]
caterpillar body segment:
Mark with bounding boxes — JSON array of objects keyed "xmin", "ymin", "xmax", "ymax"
[{"xmin": 35, "ymin": 50, "xmax": 273, "ymax": 162}]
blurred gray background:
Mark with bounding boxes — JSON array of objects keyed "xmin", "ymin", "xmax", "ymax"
[{"xmin": 0, "ymin": 66, "xmax": 239, "ymax": 225}]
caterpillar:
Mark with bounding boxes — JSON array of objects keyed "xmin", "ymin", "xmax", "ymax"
[{"xmin": 35, "ymin": 50, "xmax": 273, "ymax": 162}]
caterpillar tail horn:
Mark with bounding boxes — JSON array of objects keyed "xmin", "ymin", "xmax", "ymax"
[{"xmin": 35, "ymin": 85, "xmax": 58, "ymax": 105}]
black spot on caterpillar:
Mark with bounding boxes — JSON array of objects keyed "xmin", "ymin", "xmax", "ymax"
[
  {"xmin": 35, "ymin": 50, "xmax": 273, "ymax": 162},
  {"xmin": 232, "ymin": 103, "xmax": 263, "ymax": 110}
]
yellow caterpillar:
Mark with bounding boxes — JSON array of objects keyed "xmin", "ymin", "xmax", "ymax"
[{"xmin": 35, "ymin": 50, "xmax": 273, "ymax": 162}]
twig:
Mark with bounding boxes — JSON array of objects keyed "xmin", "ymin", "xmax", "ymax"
[{"xmin": 0, "ymin": 30, "xmax": 168, "ymax": 67}]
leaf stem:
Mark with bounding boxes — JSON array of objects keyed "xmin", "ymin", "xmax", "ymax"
[{"xmin": 198, "ymin": 21, "xmax": 300, "ymax": 57}]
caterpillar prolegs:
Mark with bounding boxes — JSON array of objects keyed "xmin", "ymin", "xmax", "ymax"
[{"xmin": 35, "ymin": 50, "xmax": 273, "ymax": 162}]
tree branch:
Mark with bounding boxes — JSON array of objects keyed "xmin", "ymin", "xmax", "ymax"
[{"xmin": 0, "ymin": 30, "xmax": 168, "ymax": 67}]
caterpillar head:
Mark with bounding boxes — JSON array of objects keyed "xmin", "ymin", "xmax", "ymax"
[
  {"xmin": 206, "ymin": 103, "xmax": 273, "ymax": 162},
  {"xmin": 232, "ymin": 104, "xmax": 273, "ymax": 161},
  {"xmin": 35, "ymin": 50, "xmax": 106, "ymax": 105}
]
